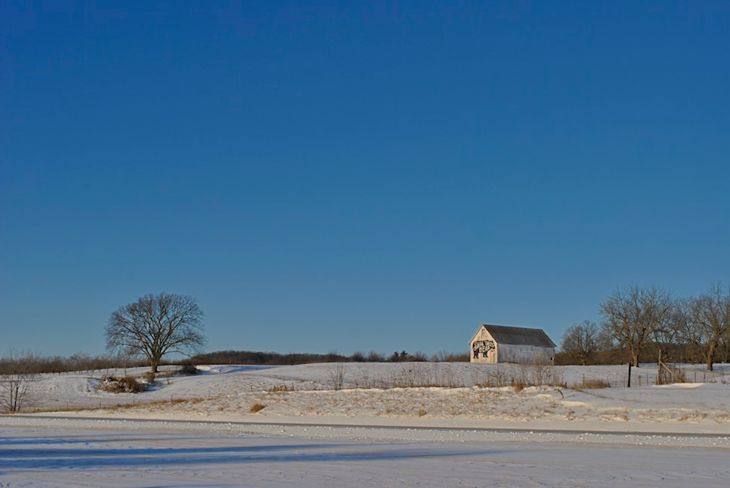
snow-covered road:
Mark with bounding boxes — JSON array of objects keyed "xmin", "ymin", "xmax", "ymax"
[{"xmin": 2, "ymin": 416, "xmax": 729, "ymax": 487}]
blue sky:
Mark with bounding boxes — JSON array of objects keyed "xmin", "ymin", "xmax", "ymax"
[{"xmin": 2, "ymin": 1, "xmax": 729, "ymax": 357}]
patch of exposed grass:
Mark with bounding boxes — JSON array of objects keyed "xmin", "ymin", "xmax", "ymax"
[{"xmin": 249, "ymin": 402, "xmax": 266, "ymax": 413}]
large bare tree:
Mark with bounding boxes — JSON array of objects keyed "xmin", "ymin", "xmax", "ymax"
[
  {"xmin": 560, "ymin": 321, "xmax": 599, "ymax": 365},
  {"xmin": 600, "ymin": 286, "xmax": 672, "ymax": 367},
  {"xmin": 687, "ymin": 284, "xmax": 730, "ymax": 371},
  {"xmin": 106, "ymin": 293, "xmax": 205, "ymax": 373}
]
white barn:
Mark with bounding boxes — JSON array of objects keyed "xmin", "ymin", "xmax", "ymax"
[{"xmin": 470, "ymin": 324, "xmax": 556, "ymax": 365}]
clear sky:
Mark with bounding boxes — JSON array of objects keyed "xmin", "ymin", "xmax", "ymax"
[{"xmin": 2, "ymin": 1, "xmax": 729, "ymax": 358}]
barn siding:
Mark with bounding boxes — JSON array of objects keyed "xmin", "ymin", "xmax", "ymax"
[{"xmin": 496, "ymin": 344, "xmax": 554, "ymax": 364}]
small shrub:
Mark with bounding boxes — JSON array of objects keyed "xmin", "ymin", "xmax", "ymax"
[
  {"xmin": 177, "ymin": 363, "xmax": 199, "ymax": 376},
  {"xmin": 143, "ymin": 371, "xmax": 156, "ymax": 384},
  {"xmin": 249, "ymin": 402, "xmax": 266, "ymax": 413},
  {"xmin": 122, "ymin": 375, "xmax": 144, "ymax": 392},
  {"xmin": 512, "ymin": 381, "xmax": 525, "ymax": 392},
  {"xmin": 430, "ymin": 351, "xmax": 469, "ymax": 362},
  {"xmin": 268, "ymin": 384, "xmax": 292, "ymax": 392},
  {"xmin": 417, "ymin": 408, "xmax": 427, "ymax": 417},
  {"xmin": 99, "ymin": 375, "xmax": 146, "ymax": 393},
  {"xmin": 330, "ymin": 364, "xmax": 345, "ymax": 391}
]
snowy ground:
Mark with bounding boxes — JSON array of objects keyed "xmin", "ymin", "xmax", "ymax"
[
  {"xmin": 1, "ymin": 416, "xmax": 730, "ymax": 487},
  {"xmin": 13, "ymin": 362, "xmax": 730, "ymax": 433},
  {"xmin": 4, "ymin": 363, "xmax": 730, "ymax": 486}
]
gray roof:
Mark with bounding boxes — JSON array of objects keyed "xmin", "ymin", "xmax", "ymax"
[{"xmin": 480, "ymin": 324, "xmax": 556, "ymax": 348}]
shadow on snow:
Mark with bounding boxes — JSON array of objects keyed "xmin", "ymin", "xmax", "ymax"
[{"xmin": 0, "ymin": 442, "xmax": 502, "ymax": 470}]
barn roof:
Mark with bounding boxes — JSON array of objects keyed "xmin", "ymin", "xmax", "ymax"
[{"xmin": 480, "ymin": 324, "xmax": 556, "ymax": 348}]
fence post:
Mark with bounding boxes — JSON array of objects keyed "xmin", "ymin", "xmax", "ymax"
[{"xmin": 627, "ymin": 362, "xmax": 632, "ymax": 388}]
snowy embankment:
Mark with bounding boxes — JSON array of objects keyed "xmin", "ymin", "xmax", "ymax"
[{"xmin": 11, "ymin": 362, "xmax": 730, "ymax": 433}]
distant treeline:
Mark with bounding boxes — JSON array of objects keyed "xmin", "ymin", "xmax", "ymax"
[
  {"xmin": 555, "ymin": 340, "xmax": 730, "ymax": 366},
  {"xmin": 0, "ymin": 353, "xmax": 150, "ymax": 375},
  {"xmin": 0, "ymin": 350, "xmax": 470, "ymax": 374},
  {"xmin": 190, "ymin": 350, "xmax": 469, "ymax": 365}
]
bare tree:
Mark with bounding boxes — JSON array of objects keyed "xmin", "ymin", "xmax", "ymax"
[
  {"xmin": 687, "ymin": 284, "xmax": 730, "ymax": 371},
  {"xmin": 106, "ymin": 293, "xmax": 205, "ymax": 373},
  {"xmin": 329, "ymin": 364, "xmax": 345, "ymax": 390},
  {"xmin": 0, "ymin": 352, "xmax": 38, "ymax": 413},
  {"xmin": 560, "ymin": 321, "xmax": 599, "ymax": 365},
  {"xmin": 650, "ymin": 299, "xmax": 684, "ymax": 364},
  {"xmin": 670, "ymin": 298, "xmax": 704, "ymax": 363},
  {"xmin": 600, "ymin": 286, "xmax": 672, "ymax": 367}
]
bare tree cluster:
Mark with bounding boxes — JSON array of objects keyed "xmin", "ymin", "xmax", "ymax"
[
  {"xmin": 560, "ymin": 284, "xmax": 730, "ymax": 370},
  {"xmin": 600, "ymin": 286, "xmax": 673, "ymax": 367},
  {"xmin": 0, "ymin": 353, "xmax": 149, "ymax": 375},
  {"xmin": 560, "ymin": 321, "xmax": 600, "ymax": 365},
  {"xmin": 684, "ymin": 285, "xmax": 730, "ymax": 371}
]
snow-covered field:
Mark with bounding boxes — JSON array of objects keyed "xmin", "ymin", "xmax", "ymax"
[
  {"xmin": 13, "ymin": 362, "xmax": 730, "ymax": 432},
  {"xmin": 3, "ymin": 362, "xmax": 730, "ymax": 486},
  {"xmin": 2, "ymin": 416, "xmax": 730, "ymax": 487}
]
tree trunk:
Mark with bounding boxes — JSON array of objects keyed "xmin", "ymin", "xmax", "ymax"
[{"xmin": 706, "ymin": 341, "xmax": 716, "ymax": 371}]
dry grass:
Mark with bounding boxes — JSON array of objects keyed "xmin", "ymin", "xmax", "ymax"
[
  {"xmin": 656, "ymin": 366, "xmax": 687, "ymax": 385},
  {"xmin": 574, "ymin": 378, "xmax": 611, "ymax": 389},
  {"xmin": 24, "ymin": 396, "xmax": 207, "ymax": 414},
  {"xmin": 120, "ymin": 397, "xmax": 206, "ymax": 410},
  {"xmin": 268, "ymin": 384, "xmax": 293, "ymax": 393},
  {"xmin": 105, "ymin": 398, "xmax": 186, "ymax": 412},
  {"xmin": 249, "ymin": 402, "xmax": 266, "ymax": 413},
  {"xmin": 345, "ymin": 364, "xmax": 571, "ymax": 390},
  {"xmin": 474, "ymin": 365, "xmax": 566, "ymax": 389},
  {"xmin": 330, "ymin": 364, "xmax": 345, "ymax": 390}
]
